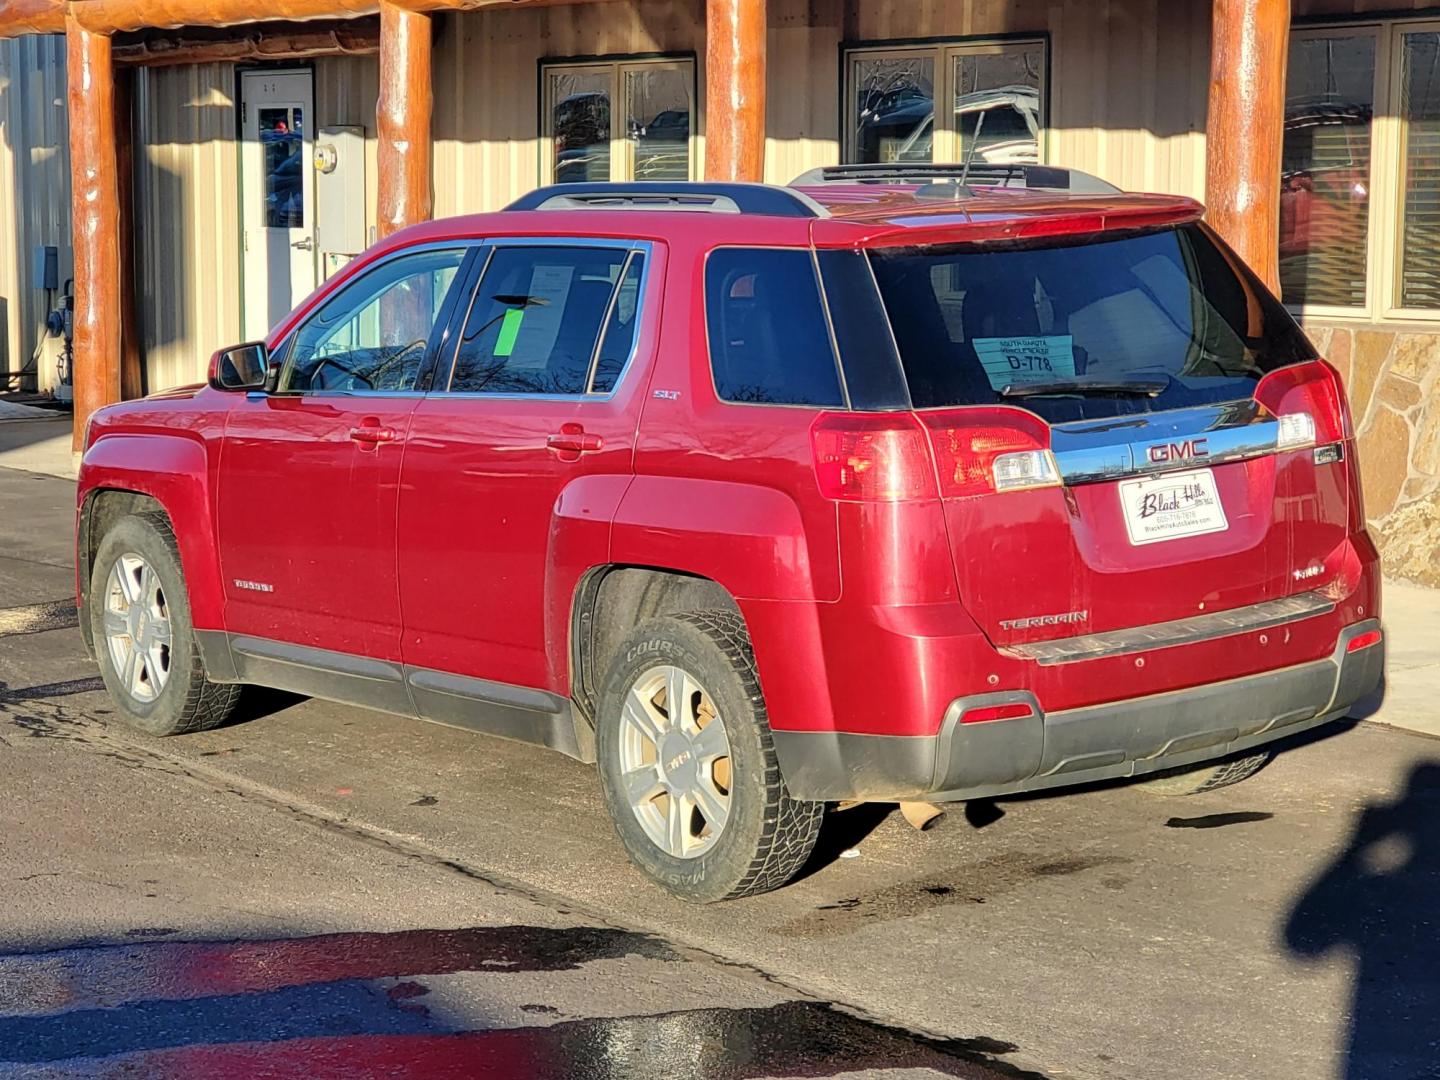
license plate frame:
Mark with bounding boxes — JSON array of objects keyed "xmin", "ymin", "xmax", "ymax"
[{"xmin": 1118, "ymin": 467, "xmax": 1229, "ymax": 546}]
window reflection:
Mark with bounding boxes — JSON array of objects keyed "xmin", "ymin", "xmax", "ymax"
[
  {"xmin": 260, "ymin": 105, "xmax": 304, "ymax": 229},
  {"xmin": 1401, "ymin": 32, "xmax": 1440, "ymax": 309},
  {"xmin": 1280, "ymin": 35, "xmax": 1375, "ymax": 309},
  {"xmin": 953, "ymin": 49, "xmax": 1042, "ymax": 164},
  {"xmin": 853, "ymin": 57, "xmax": 935, "ymax": 163},
  {"xmin": 848, "ymin": 44, "xmax": 1045, "ymax": 166},
  {"xmin": 551, "ymin": 73, "xmax": 611, "ymax": 184},
  {"xmin": 283, "ymin": 249, "xmax": 464, "ymax": 393},
  {"xmin": 626, "ymin": 67, "xmax": 691, "ymax": 180}
]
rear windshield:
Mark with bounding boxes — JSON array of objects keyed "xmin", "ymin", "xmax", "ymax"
[{"xmin": 867, "ymin": 224, "xmax": 1316, "ymax": 421}]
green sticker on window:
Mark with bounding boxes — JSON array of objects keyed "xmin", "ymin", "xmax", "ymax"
[{"xmin": 495, "ymin": 307, "xmax": 525, "ymax": 357}]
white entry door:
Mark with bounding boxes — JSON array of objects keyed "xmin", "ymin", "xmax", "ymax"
[{"xmin": 240, "ymin": 70, "xmax": 316, "ymax": 340}]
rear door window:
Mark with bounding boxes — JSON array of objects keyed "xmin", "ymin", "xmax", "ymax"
[
  {"xmin": 449, "ymin": 245, "xmax": 636, "ymax": 395},
  {"xmin": 865, "ymin": 224, "xmax": 1316, "ymax": 421},
  {"xmin": 705, "ymin": 249, "xmax": 845, "ymax": 407}
]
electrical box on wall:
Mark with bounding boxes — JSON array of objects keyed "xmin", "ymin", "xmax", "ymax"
[
  {"xmin": 314, "ymin": 125, "xmax": 366, "ymax": 274},
  {"xmin": 32, "ymin": 245, "xmax": 59, "ymax": 291}
]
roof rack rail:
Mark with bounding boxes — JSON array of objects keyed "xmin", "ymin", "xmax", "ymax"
[
  {"xmin": 789, "ymin": 163, "xmax": 1121, "ymax": 195},
  {"xmin": 505, "ymin": 182, "xmax": 827, "ymax": 218}
]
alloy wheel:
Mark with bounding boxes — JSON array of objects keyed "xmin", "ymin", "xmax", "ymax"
[
  {"xmin": 618, "ymin": 664, "xmax": 733, "ymax": 859},
  {"xmin": 102, "ymin": 553, "xmax": 172, "ymax": 704}
]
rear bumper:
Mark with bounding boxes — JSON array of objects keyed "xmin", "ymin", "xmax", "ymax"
[{"xmin": 772, "ymin": 620, "xmax": 1383, "ymax": 802}]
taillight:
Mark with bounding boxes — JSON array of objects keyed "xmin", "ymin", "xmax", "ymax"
[
  {"xmin": 1255, "ymin": 360, "xmax": 1352, "ymax": 450},
  {"xmin": 919, "ymin": 408, "xmax": 1060, "ymax": 497},
  {"xmin": 810, "ymin": 413, "xmax": 936, "ymax": 502}
]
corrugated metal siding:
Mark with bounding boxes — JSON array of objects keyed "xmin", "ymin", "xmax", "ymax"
[
  {"xmin": 315, "ymin": 54, "xmax": 379, "ymax": 245},
  {"xmin": 135, "ymin": 62, "xmax": 241, "ymax": 391},
  {"xmin": 105, "ymin": 0, "xmax": 1405, "ymax": 394},
  {"xmin": 432, "ymin": 0, "xmax": 1210, "ymax": 208},
  {"xmin": 132, "ymin": 57, "xmax": 377, "ymax": 390},
  {"xmin": 432, "ymin": 0, "xmax": 704, "ymax": 216},
  {"xmin": 0, "ymin": 34, "xmax": 69, "ymax": 391},
  {"xmin": 764, "ymin": 0, "xmax": 841, "ymax": 184}
]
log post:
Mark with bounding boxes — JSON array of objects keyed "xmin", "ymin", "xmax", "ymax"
[
  {"xmin": 1205, "ymin": 0, "xmax": 1290, "ymax": 294},
  {"xmin": 67, "ymin": 18, "xmax": 123, "ymax": 452},
  {"xmin": 704, "ymin": 0, "xmax": 766, "ymax": 182},
  {"xmin": 376, "ymin": 0, "xmax": 432, "ymax": 239}
]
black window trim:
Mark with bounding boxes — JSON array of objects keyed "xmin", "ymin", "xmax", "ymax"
[
  {"xmin": 268, "ymin": 240, "xmax": 482, "ymax": 399},
  {"xmin": 434, "ymin": 236, "xmax": 654, "ymax": 402},
  {"xmin": 702, "ymin": 243, "xmax": 852, "ymax": 411}
]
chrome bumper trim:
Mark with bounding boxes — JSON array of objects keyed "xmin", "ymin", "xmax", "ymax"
[
  {"xmin": 1003, "ymin": 590, "xmax": 1336, "ymax": 666},
  {"xmin": 1050, "ymin": 398, "xmax": 1279, "ymax": 485}
]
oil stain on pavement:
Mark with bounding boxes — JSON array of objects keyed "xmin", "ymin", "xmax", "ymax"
[
  {"xmin": 774, "ymin": 851, "xmax": 1130, "ymax": 938},
  {"xmin": 0, "ymin": 926, "xmax": 1048, "ymax": 1079}
]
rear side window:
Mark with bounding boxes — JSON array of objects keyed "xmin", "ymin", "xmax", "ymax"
[
  {"xmin": 450, "ymin": 245, "xmax": 634, "ymax": 395},
  {"xmin": 866, "ymin": 224, "xmax": 1316, "ymax": 422},
  {"xmin": 705, "ymin": 249, "xmax": 845, "ymax": 407}
]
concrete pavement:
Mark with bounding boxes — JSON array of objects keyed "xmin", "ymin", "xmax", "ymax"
[
  {"xmin": 0, "ymin": 416, "xmax": 73, "ymax": 480},
  {"xmin": 2, "ymin": 464, "xmax": 1440, "ymax": 1079}
]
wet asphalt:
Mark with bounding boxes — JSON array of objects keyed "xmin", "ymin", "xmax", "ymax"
[{"xmin": 1, "ymin": 466, "xmax": 1439, "ymax": 1079}]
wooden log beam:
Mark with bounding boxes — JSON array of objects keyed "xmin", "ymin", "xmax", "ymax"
[
  {"xmin": 703, "ymin": 0, "xmax": 765, "ymax": 182},
  {"xmin": 1, "ymin": 0, "xmax": 618, "ymax": 41},
  {"xmin": 376, "ymin": 0, "xmax": 431, "ymax": 239},
  {"xmin": 66, "ymin": 17, "xmax": 122, "ymax": 452},
  {"xmin": 1205, "ymin": 0, "xmax": 1290, "ymax": 293},
  {"xmin": 112, "ymin": 18, "xmax": 378, "ymax": 66}
]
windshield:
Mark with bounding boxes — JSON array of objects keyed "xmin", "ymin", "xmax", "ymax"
[{"xmin": 866, "ymin": 224, "xmax": 1316, "ymax": 422}]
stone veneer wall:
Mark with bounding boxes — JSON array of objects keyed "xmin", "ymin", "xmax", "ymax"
[{"xmin": 1303, "ymin": 321, "xmax": 1440, "ymax": 588}]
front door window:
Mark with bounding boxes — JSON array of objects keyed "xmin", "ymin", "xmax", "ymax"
[{"xmin": 280, "ymin": 248, "xmax": 465, "ymax": 394}]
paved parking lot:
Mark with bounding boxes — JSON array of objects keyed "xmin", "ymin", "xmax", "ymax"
[{"xmin": 1, "ymin": 465, "xmax": 1438, "ymax": 1079}]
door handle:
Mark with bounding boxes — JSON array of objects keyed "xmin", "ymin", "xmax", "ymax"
[
  {"xmin": 547, "ymin": 426, "xmax": 603, "ymax": 455},
  {"xmin": 292, "ymin": 237, "xmax": 315, "ymax": 251},
  {"xmin": 349, "ymin": 425, "xmax": 398, "ymax": 444}
]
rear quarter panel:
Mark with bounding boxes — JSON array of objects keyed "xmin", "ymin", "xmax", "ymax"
[{"xmin": 613, "ymin": 231, "xmax": 844, "ymax": 733}]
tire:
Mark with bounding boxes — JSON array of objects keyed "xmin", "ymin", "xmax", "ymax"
[
  {"xmin": 1133, "ymin": 750, "xmax": 1273, "ymax": 796},
  {"xmin": 595, "ymin": 609, "xmax": 824, "ymax": 902},
  {"xmin": 89, "ymin": 511, "xmax": 240, "ymax": 736}
]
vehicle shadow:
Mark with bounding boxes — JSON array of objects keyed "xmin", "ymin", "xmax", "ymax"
[
  {"xmin": 1283, "ymin": 761, "xmax": 1440, "ymax": 1079},
  {"xmin": 791, "ymin": 802, "xmax": 896, "ymax": 883},
  {"xmin": 226, "ymin": 685, "xmax": 309, "ymax": 727}
]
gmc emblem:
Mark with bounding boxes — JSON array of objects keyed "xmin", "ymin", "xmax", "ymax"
[{"xmin": 1147, "ymin": 438, "xmax": 1209, "ymax": 464}]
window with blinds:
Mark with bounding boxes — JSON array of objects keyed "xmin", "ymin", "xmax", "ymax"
[
  {"xmin": 1280, "ymin": 35, "xmax": 1376, "ymax": 310},
  {"xmin": 1401, "ymin": 32, "xmax": 1440, "ymax": 310}
]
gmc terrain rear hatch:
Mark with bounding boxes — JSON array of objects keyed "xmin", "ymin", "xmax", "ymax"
[{"xmin": 840, "ymin": 222, "xmax": 1353, "ymax": 649}]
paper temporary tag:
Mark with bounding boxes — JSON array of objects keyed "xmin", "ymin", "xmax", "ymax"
[
  {"xmin": 495, "ymin": 308, "xmax": 525, "ymax": 357},
  {"xmin": 972, "ymin": 335, "xmax": 1076, "ymax": 391}
]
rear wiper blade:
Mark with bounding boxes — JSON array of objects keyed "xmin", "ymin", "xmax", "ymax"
[{"xmin": 1000, "ymin": 379, "xmax": 1167, "ymax": 399}]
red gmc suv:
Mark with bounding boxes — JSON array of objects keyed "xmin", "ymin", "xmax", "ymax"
[{"xmin": 75, "ymin": 164, "xmax": 1384, "ymax": 902}]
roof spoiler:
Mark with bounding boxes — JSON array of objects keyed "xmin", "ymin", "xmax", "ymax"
[
  {"xmin": 790, "ymin": 163, "xmax": 1122, "ymax": 195},
  {"xmin": 505, "ymin": 182, "xmax": 829, "ymax": 218}
]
